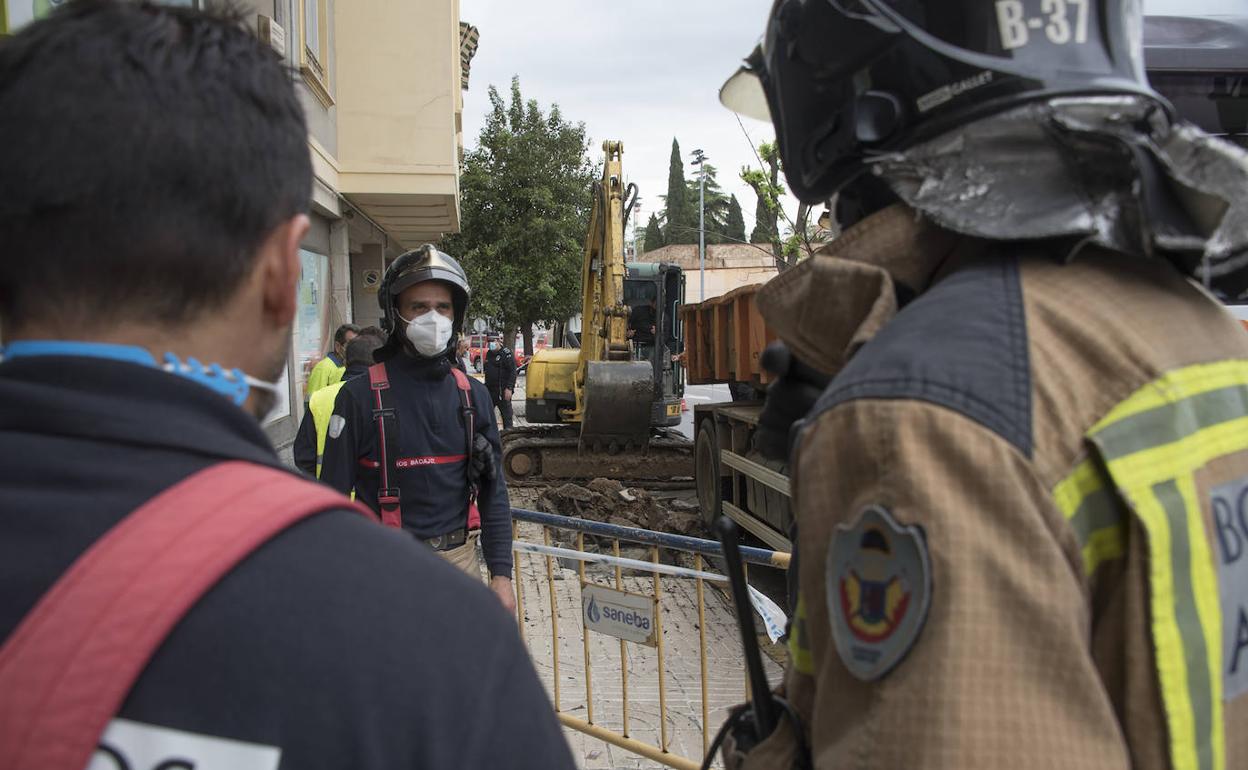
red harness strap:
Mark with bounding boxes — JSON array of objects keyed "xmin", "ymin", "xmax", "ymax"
[
  {"xmin": 450, "ymin": 367, "xmax": 482, "ymax": 531},
  {"xmin": 367, "ymin": 363, "xmax": 403, "ymax": 528},
  {"xmin": 0, "ymin": 462, "xmax": 374, "ymax": 770},
  {"xmin": 368, "ymin": 363, "xmax": 481, "ymax": 531}
]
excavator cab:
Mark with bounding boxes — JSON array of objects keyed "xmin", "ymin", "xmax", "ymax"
[{"xmin": 623, "ymin": 263, "xmax": 685, "ymax": 428}]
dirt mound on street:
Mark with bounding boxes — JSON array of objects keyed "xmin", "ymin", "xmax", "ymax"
[{"xmin": 538, "ymin": 478, "xmax": 704, "ymax": 537}]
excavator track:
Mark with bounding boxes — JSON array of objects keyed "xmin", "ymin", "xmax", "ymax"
[{"xmin": 501, "ymin": 425, "xmax": 694, "ymax": 487}]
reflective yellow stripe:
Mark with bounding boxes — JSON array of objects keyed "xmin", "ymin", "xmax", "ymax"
[
  {"xmin": 1178, "ymin": 475, "xmax": 1227, "ymax": 770},
  {"xmin": 788, "ymin": 593, "xmax": 814, "ymax": 676},
  {"xmin": 1094, "ymin": 360, "xmax": 1248, "ymax": 428},
  {"xmin": 1084, "ymin": 361, "xmax": 1246, "ymax": 770},
  {"xmin": 1054, "ymin": 459, "xmax": 1128, "ymax": 576}
]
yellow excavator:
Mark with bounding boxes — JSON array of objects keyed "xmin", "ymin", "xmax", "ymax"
[{"xmin": 503, "ymin": 141, "xmax": 692, "ymax": 483}]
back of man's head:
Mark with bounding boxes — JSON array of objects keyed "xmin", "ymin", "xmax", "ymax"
[
  {"xmin": 0, "ymin": 1, "xmax": 311, "ymax": 333},
  {"xmin": 344, "ymin": 333, "xmax": 385, "ymax": 369}
]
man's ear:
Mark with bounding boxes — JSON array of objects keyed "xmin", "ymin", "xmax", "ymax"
[{"xmin": 259, "ymin": 214, "xmax": 310, "ymax": 327}]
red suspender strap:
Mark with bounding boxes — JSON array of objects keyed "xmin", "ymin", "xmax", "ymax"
[
  {"xmin": 368, "ymin": 362, "xmax": 403, "ymax": 529},
  {"xmin": 0, "ymin": 461, "xmax": 374, "ymax": 770},
  {"xmin": 449, "ymin": 368, "xmax": 481, "ymax": 531}
]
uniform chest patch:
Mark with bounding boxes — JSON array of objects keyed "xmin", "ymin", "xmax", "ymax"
[{"xmin": 826, "ymin": 505, "xmax": 931, "ymax": 681}]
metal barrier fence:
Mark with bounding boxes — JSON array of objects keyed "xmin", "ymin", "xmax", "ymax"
[{"xmin": 510, "ymin": 507, "xmax": 790, "ymax": 770}]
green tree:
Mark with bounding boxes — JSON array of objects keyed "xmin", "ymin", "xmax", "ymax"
[
  {"xmin": 663, "ymin": 138, "xmax": 696, "ymax": 244},
  {"xmin": 742, "ymin": 141, "xmax": 810, "ymax": 271},
  {"xmin": 725, "ymin": 194, "xmax": 746, "ymax": 243},
  {"xmin": 641, "ymin": 213, "xmax": 664, "ymax": 254},
  {"xmin": 686, "ymin": 163, "xmax": 731, "ymax": 244},
  {"xmin": 441, "ymin": 77, "xmax": 596, "ymax": 355}
]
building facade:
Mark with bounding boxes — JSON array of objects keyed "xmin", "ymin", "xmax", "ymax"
[{"xmin": 639, "ymin": 243, "xmax": 780, "ymax": 303}]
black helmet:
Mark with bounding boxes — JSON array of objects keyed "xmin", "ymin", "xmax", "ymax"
[
  {"xmin": 724, "ymin": 0, "xmax": 1163, "ymax": 203},
  {"xmin": 377, "ymin": 244, "xmax": 471, "ymax": 336},
  {"xmin": 1144, "ymin": 13, "xmax": 1248, "ymax": 147}
]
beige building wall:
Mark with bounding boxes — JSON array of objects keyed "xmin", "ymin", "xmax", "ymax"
[
  {"xmin": 249, "ymin": 0, "xmax": 468, "ymax": 458},
  {"xmin": 641, "ymin": 244, "xmax": 780, "ymax": 303}
]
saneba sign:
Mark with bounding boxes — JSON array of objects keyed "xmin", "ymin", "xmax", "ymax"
[{"xmin": 582, "ymin": 583, "xmax": 657, "ymax": 646}]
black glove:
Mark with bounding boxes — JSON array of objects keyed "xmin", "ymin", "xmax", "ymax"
[
  {"xmin": 757, "ymin": 342, "xmax": 831, "ymax": 463},
  {"xmin": 469, "ymin": 433, "xmax": 496, "ymax": 486}
]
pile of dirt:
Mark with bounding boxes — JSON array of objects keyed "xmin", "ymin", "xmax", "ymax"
[{"xmin": 537, "ymin": 478, "xmax": 705, "ymax": 538}]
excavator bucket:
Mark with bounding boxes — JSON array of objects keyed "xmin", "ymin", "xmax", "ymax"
[{"xmin": 580, "ymin": 360, "xmax": 654, "ymax": 452}]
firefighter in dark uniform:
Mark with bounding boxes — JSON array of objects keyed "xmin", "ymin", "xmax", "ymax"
[
  {"xmin": 483, "ymin": 338, "xmax": 517, "ymax": 429},
  {"xmin": 716, "ymin": 2, "xmax": 1248, "ymax": 768},
  {"xmin": 319, "ymin": 245, "xmax": 516, "ymax": 612}
]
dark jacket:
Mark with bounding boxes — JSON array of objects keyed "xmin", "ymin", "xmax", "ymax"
[
  {"xmin": 293, "ymin": 363, "xmax": 368, "ymax": 475},
  {"xmin": 483, "ymin": 346, "xmax": 517, "ymax": 397},
  {"xmin": 319, "ymin": 351, "xmax": 513, "ymax": 577},
  {"xmin": 0, "ymin": 355, "xmax": 572, "ymax": 769},
  {"xmin": 629, "ymin": 303, "xmax": 657, "ymax": 345}
]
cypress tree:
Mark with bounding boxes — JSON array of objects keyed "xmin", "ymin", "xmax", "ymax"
[
  {"xmin": 642, "ymin": 213, "xmax": 664, "ymax": 254},
  {"xmin": 725, "ymin": 194, "xmax": 746, "ymax": 243},
  {"xmin": 664, "ymin": 138, "xmax": 694, "ymax": 244}
]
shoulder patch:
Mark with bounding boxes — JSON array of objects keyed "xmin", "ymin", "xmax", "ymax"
[
  {"xmin": 328, "ymin": 415, "xmax": 346, "ymax": 440},
  {"xmin": 827, "ymin": 505, "xmax": 931, "ymax": 681}
]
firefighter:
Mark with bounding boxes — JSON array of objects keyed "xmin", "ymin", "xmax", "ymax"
[
  {"xmin": 483, "ymin": 337, "xmax": 517, "ymax": 429},
  {"xmin": 319, "ymin": 246, "xmax": 517, "ymax": 612},
  {"xmin": 717, "ymin": 2, "xmax": 1248, "ymax": 768}
]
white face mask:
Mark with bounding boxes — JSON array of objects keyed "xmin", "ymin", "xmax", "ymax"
[{"xmin": 398, "ymin": 310, "xmax": 454, "ymax": 357}]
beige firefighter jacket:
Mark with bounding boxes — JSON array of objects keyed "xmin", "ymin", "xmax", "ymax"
[{"xmin": 743, "ymin": 204, "xmax": 1248, "ymax": 770}]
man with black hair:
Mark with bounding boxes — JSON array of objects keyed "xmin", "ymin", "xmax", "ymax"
[
  {"xmin": 0, "ymin": 3, "xmax": 573, "ymax": 768},
  {"xmin": 293, "ymin": 330, "xmax": 385, "ymax": 477},
  {"xmin": 306, "ymin": 322, "xmax": 360, "ymax": 401}
]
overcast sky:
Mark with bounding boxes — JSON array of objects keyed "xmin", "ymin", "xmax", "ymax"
[
  {"xmin": 460, "ymin": 0, "xmax": 778, "ymax": 241},
  {"xmin": 458, "ymin": 0, "xmax": 1240, "ymax": 242}
]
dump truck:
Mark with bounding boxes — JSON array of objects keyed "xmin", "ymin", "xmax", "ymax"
[{"xmin": 681, "ymin": 284, "xmax": 793, "ymax": 551}]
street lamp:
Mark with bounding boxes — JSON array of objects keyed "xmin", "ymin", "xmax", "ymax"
[{"xmin": 690, "ymin": 148, "xmax": 707, "ymax": 302}]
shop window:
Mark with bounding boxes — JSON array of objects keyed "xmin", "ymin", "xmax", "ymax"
[
  {"xmin": 299, "ymin": 0, "xmax": 333, "ymax": 107},
  {"xmin": 292, "ymin": 249, "xmax": 330, "ymax": 406}
]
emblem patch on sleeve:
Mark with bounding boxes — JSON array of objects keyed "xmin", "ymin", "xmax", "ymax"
[
  {"xmin": 328, "ymin": 415, "xmax": 346, "ymax": 440},
  {"xmin": 826, "ymin": 505, "xmax": 931, "ymax": 681}
]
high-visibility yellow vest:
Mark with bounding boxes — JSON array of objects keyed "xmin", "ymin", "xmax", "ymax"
[
  {"xmin": 308, "ymin": 380, "xmax": 346, "ymax": 478},
  {"xmin": 306, "ymin": 355, "xmax": 345, "ymax": 400}
]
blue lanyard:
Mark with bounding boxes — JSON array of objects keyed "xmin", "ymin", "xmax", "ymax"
[{"xmin": 1, "ymin": 340, "xmax": 253, "ymax": 406}]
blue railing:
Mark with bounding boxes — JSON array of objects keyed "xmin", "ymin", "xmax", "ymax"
[{"xmin": 511, "ymin": 507, "xmax": 790, "ymax": 568}]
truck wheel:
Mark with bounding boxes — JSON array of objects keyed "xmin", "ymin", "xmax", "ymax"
[{"xmin": 696, "ymin": 420, "xmax": 727, "ymax": 528}]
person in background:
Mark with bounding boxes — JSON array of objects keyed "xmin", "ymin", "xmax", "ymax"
[
  {"xmin": 305, "ymin": 323, "xmax": 360, "ymax": 400},
  {"xmin": 319, "ymin": 246, "xmax": 516, "ymax": 612},
  {"xmin": 628, "ymin": 296, "xmax": 657, "ymax": 361},
  {"xmin": 293, "ymin": 330, "xmax": 385, "ymax": 477},
  {"xmin": 483, "ymin": 336, "xmax": 517, "ymax": 429}
]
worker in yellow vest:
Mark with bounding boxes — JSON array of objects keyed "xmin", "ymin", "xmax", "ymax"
[
  {"xmin": 305, "ymin": 323, "xmax": 360, "ymax": 401},
  {"xmin": 294, "ymin": 331, "xmax": 383, "ymax": 477}
]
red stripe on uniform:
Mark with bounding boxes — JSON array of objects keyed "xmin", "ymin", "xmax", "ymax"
[{"xmin": 395, "ymin": 455, "xmax": 466, "ymax": 468}]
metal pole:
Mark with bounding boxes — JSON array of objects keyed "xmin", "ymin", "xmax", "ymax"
[{"xmin": 698, "ymin": 159, "xmax": 706, "ymax": 302}]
